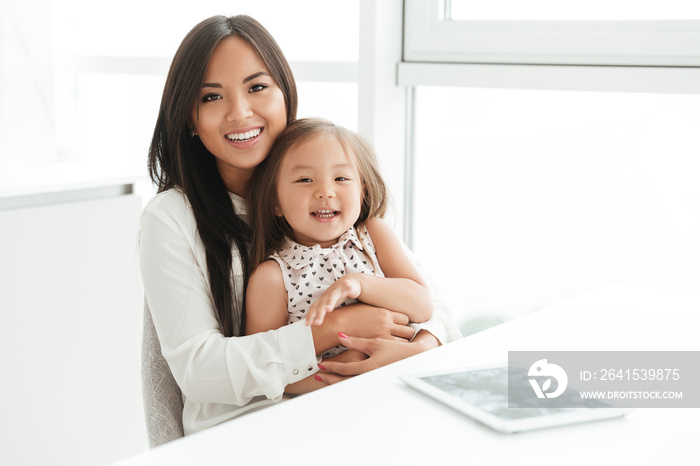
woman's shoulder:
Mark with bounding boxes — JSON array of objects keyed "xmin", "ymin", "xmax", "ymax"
[
  {"xmin": 140, "ymin": 188, "xmax": 197, "ymax": 233},
  {"xmin": 142, "ymin": 188, "xmax": 194, "ymax": 220}
]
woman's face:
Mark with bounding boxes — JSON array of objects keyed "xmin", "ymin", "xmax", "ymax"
[{"xmin": 191, "ymin": 36, "xmax": 287, "ymax": 195}]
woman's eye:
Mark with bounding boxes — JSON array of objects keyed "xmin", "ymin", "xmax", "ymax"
[
  {"xmin": 250, "ymin": 84, "xmax": 267, "ymax": 93},
  {"xmin": 202, "ymin": 93, "xmax": 222, "ymax": 102}
]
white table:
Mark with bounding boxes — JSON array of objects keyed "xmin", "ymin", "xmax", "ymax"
[{"xmin": 114, "ymin": 284, "xmax": 699, "ymax": 465}]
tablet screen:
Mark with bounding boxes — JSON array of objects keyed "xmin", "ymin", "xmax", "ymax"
[{"xmin": 401, "ymin": 365, "xmax": 631, "ymax": 432}]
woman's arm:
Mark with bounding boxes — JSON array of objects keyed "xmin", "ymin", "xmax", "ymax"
[
  {"xmin": 284, "ymin": 349, "xmax": 367, "ymax": 394},
  {"xmin": 140, "ymin": 192, "xmax": 319, "ymax": 406},
  {"xmin": 304, "ymin": 217, "xmax": 433, "ymax": 326}
]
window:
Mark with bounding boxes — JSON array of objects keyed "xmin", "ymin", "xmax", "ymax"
[
  {"xmin": 412, "ymin": 87, "xmax": 700, "ymax": 332},
  {"xmin": 402, "ymin": 1, "xmax": 700, "ymax": 333},
  {"xmin": 404, "ymin": 0, "xmax": 700, "ymax": 65}
]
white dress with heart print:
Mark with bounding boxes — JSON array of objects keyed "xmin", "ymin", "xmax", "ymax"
[{"xmin": 268, "ymin": 225, "xmax": 384, "ymax": 358}]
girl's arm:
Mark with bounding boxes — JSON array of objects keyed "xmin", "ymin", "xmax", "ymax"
[
  {"xmin": 246, "ymin": 260, "xmax": 371, "ymax": 394},
  {"xmin": 244, "ymin": 260, "xmax": 290, "ymax": 336},
  {"xmin": 246, "ymin": 260, "xmax": 321, "ymax": 394},
  {"xmin": 305, "ymin": 217, "xmax": 433, "ymax": 326}
]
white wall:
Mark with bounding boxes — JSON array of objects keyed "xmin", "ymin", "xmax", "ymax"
[
  {"xmin": 0, "ymin": 194, "xmax": 146, "ymax": 465},
  {"xmin": 0, "ymin": 0, "xmax": 56, "ymax": 162}
]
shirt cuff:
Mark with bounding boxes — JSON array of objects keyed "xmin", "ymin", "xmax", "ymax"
[
  {"xmin": 277, "ymin": 321, "xmax": 319, "ymax": 383},
  {"xmin": 410, "ymin": 320, "xmax": 448, "ymax": 345}
]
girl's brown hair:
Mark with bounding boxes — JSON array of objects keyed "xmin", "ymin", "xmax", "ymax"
[
  {"xmin": 247, "ymin": 118, "xmax": 388, "ymax": 273},
  {"xmin": 147, "ymin": 15, "xmax": 297, "ymax": 337}
]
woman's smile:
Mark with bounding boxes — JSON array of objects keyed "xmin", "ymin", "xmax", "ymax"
[
  {"xmin": 225, "ymin": 127, "xmax": 262, "ymax": 143},
  {"xmin": 224, "ymin": 127, "xmax": 264, "ymax": 149},
  {"xmin": 191, "ymin": 36, "xmax": 287, "ymax": 194}
]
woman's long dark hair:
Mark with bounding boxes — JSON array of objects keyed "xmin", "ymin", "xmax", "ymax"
[{"xmin": 148, "ymin": 15, "xmax": 297, "ymax": 337}]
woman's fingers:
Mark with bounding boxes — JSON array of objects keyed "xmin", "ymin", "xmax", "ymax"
[
  {"xmin": 392, "ymin": 312, "xmax": 410, "ymax": 326},
  {"xmin": 318, "ymin": 331, "xmax": 438, "ymax": 385},
  {"xmin": 315, "ymin": 372, "xmax": 351, "ymax": 385},
  {"xmin": 318, "ymin": 334, "xmax": 380, "ymax": 376},
  {"xmin": 391, "ymin": 324, "xmax": 416, "ymax": 340},
  {"xmin": 319, "ymin": 358, "xmax": 370, "ymax": 377}
]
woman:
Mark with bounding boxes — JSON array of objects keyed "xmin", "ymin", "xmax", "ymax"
[{"xmin": 139, "ymin": 14, "xmax": 460, "ymax": 436}]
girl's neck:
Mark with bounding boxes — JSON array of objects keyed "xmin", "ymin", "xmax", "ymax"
[{"xmin": 290, "ymin": 227, "xmax": 354, "ymax": 249}]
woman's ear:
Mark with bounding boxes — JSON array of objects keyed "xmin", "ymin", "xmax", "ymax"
[{"xmin": 274, "ymin": 204, "xmax": 283, "ymax": 217}]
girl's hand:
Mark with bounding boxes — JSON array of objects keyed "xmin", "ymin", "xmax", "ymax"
[
  {"xmin": 305, "ymin": 275, "xmax": 362, "ymax": 326},
  {"xmin": 315, "ymin": 330, "xmax": 440, "ymax": 385}
]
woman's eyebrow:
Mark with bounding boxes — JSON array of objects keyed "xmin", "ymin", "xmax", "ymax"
[
  {"xmin": 243, "ymin": 71, "xmax": 270, "ymax": 83},
  {"xmin": 201, "ymin": 72, "xmax": 269, "ymax": 88}
]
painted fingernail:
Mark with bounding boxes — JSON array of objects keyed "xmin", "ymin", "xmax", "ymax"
[
  {"xmin": 315, "ymin": 375, "xmax": 323, "ymax": 381},
  {"xmin": 318, "ymin": 364, "xmax": 326, "ymax": 370},
  {"xmin": 338, "ymin": 332, "xmax": 348, "ymax": 339}
]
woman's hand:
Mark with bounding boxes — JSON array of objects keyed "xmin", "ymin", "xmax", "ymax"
[
  {"xmin": 314, "ymin": 330, "xmax": 440, "ymax": 385},
  {"xmin": 305, "ymin": 275, "xmax": 362, "ymax": 326},
  {"xmin": 310, "ymin": 303, "xmax": 413, "ymax": 355}
]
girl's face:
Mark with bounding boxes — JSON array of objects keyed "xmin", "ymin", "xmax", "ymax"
[
  {"xmin": 191, "ymin": 36, "xmax": 287, "ymax": 195},
  {"xmin": 275, "ymin": 133, "xmax": 363, "ymax": 248}
]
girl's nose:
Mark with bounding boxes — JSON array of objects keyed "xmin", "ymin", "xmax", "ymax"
[{"xmin": 315, "ymin": 182, "xmax": 335, "ymax": 199}]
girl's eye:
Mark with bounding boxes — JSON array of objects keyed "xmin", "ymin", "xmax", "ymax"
[
  {"xmin": 335, "ymin": 177, "xmax": 349, "ymax": 182},
  {"xmin": 202, "ymin": 93, "xmax": 222, "ymax": 102},
  {"xmin": 250, "ymin": 84, "xmax": 267, "ymax": 93},
  {"xmin": 297, "ymin": 178, "xmax": 312, "ymax": 183}
]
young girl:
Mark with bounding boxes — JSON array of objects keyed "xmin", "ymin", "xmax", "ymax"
[{"xmin": 245, "ymin": 118, "xmax": 434, "ymax": 393}]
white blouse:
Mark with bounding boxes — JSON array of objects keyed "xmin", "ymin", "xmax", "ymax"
[{"xmin": 138, "ymin": 188, "xmax": 461, "ymax": 435}]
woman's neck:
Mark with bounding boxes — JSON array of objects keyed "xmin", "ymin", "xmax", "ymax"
[{"xmin": 219, "ymin": 169, "xmax": 251, "ymax": 198}]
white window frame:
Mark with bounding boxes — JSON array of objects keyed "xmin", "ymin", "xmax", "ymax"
[
  {"xmin": 397, "ymin": 0, "xmax": 700, "ymax": 248},
  {"xmin": 404, "ymin": 0, "xmax": 700, "ymax": 66}
]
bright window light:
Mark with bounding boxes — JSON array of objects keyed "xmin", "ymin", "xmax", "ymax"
[
  {"xmin": 449, "ymin": 0, "xmax": 700, "ymax": 21},
  {"xmin": 412, "ymin": 86, "xmax": 700, "ymax": 331}
]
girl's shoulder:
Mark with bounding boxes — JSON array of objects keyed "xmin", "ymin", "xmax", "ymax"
[{"xmin": 362, "ymin": 217, "xmax": 390, "ymax": 239}]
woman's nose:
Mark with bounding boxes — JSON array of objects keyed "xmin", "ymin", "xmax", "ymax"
[{"xmin": 226, "ymin": 95, "xmax": 254, "ymax": 121}]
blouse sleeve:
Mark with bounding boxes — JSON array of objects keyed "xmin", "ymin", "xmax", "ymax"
[
  {"xmin": 400, "ymin": 241, "xmax": 463, "ymax": 344},
  {"xmin": 138, "ymin": 192, "xmax": 319, "ymax": 405}
]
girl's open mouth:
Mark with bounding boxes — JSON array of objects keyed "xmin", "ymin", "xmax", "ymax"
[{"xmin": 312, "ymin": 209, "xmax": 339, "ymax": 219}]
